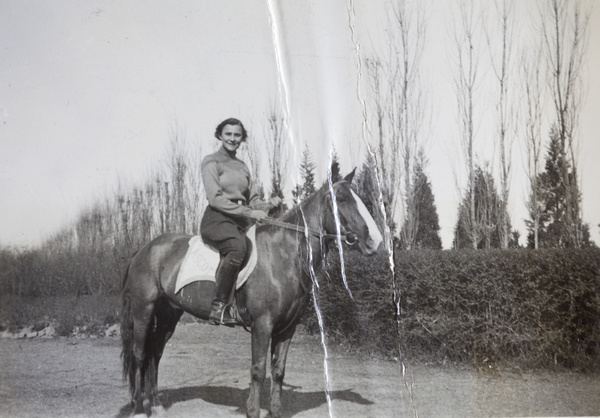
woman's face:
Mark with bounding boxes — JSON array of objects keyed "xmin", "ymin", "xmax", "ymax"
[{"xmin": 218, "ymin": 124, "xmax": 244, "ymax": 152}]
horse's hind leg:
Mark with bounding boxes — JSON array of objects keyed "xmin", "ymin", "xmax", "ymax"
[
  {"xmin": 146, "ymin": 298, "xmax": 183, "ymax": 415},
  {"xmin": 131, "ymin": 302, "xmax": 155, "ymax": 416},
  {"xmin": 268, "ymin": 325, "xmax": 296, "ymax": 418},
  {"xmin": 246, "ymin": 317, "xmax": 273, "ymax": 418}
]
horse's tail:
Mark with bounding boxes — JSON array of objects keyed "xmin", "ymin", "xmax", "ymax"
[{"xmin": 120, "ymin": 253, "xmax": 137, "ymax": 394}]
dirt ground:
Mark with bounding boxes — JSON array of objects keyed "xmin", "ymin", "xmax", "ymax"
[{"xmin": 1, "ymin": 322, "xmax": 599, "ymax": 418}]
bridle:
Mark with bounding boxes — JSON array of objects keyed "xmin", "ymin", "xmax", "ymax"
[{"xmin": 257, "ymin": 217, "xmax": 358, "ymax": 246}]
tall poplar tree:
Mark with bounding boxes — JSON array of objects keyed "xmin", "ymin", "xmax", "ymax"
[{"xmin": 539, "ymin": 0, "xmax": 591, "ymax": 247}]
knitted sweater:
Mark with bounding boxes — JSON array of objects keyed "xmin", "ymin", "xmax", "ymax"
[{"xmin": 201, "ymin": 146, "xmax": 264, "ymax": 217}]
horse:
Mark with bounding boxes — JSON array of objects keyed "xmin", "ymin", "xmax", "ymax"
[{"xmin": 120, "ymin": 170, "xmax": 383, "ymax": 418}]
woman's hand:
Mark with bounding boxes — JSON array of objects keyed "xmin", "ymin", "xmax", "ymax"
[{"xmin": 249, "ymin": 210, "xmax": 268, "ymax": 221}]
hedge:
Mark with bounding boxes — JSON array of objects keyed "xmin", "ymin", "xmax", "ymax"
[{"xmin": 306, "ymin": 247, "xmax": 600, "ymax": 370}]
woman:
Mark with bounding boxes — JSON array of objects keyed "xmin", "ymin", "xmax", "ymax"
[{"xmin": 201, "ymin": 117, "xmax": 280, "ymax": 326}]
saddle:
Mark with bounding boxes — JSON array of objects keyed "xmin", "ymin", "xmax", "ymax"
[{"xmin": 175, "ymin": 225, "xmax": 258, "ymax": 294}]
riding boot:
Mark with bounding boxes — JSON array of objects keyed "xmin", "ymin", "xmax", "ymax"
[{"xmin": 209, "ymin": 259, "xmax": 241, "ymax": 326}]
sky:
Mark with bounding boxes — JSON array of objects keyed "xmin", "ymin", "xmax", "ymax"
[{"xmin": 1, "ymin": 0, "xmax": 599, "ymax": 249}]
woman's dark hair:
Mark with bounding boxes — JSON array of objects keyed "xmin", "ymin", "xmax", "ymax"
[{"xmin": 214, "ymin": 118, "xmax": 248, "ymax": 141}]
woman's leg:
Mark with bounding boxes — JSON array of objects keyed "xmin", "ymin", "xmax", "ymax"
[
  {"xmin": 209, "ymin": 237, "xmax": 246, "ymax": 325},
  {"xmin": 201, "ymin": 207, "xmax": 248, "ymax": 325}
]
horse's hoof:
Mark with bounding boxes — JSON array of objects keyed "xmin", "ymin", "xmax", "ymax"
[
  {"xmin": 151, "ymin": 405, "xmax": 166, "ymax": 416},
  {"xmin": 132, "ymin": 402, "xmax": 147, "ymax": 418}
]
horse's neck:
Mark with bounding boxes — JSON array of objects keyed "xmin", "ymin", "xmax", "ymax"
[
  {"xmin": 280, "ymin": 195, "xmax": 328, "ymax": 270},
  {"xmin": 281, "ymin": 193, "xmax": 321, "ymax": 230}
]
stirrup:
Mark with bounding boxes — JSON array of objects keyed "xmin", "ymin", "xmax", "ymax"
[{"xmin": 209, "ymin": 302, "xmax": 237, "ymax": 327}]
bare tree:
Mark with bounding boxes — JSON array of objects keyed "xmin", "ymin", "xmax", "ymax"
[
  {"xmin": 392, "ymin": 0, "xmax": 428, "ymax": 250},
  {"xmin": 166, "ymin": 128, "xmax": 188, "ymax": 233},
  {"xmin": 365, "ymin": 58, "xmax": 395, "ymax": 234},
  {"xmin": 450, "ymin": 0, "xmax": 482, "ymax": 249},
  {"xmin": 363, "ymin": 57, "xmax": 397, "ymax": 251},
  {"xmin": 184, "ymin": 138, "xmax": 206, "ymax": 235},
  {"xmin": 365, "ymin": 0, "xmax": 428, "ymax": 247},
  {"xmin": 264, "ymin": 108, "xmax": 289, "ymax": 215},
  {"xmin": 239, "ymin": 125, "xmax": 265, "ymax": 201},
  {"xmin": 540, "ymin": 0, "xmax": 591, "ymax": 247},
  {"xmin": 522, "ymin": 34, "xmax": 546, "ymax": 249},
  {"xmin": 485, "ymin": 0, "xmax": 518, "ymax": 249},
  {"xmin": 153, "ymin": 125, "xmax": 207, "ymax": 235}
]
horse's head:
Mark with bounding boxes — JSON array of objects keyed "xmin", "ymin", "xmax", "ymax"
[{"xmin": 323, "ymin": 169, "xmax": 383, "ymax": 255}]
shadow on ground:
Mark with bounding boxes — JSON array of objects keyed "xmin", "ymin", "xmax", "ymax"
[{"xmin": 116, "ymin": 378, "xmax": 373, "ymax": 417}]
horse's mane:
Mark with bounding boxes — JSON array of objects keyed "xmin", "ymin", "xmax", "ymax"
[{"xmin": 278, "ymin": 179, "xmax": 348, "ymax": 225}]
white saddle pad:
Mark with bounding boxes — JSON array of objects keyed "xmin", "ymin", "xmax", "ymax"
[{"xmin": 175, "ymin": 225, "xmax": 258, "ymax": 294}]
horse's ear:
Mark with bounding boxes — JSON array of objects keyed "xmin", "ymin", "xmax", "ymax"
[{"xmin": 343, "ymin": 168, "xmax": 357, "ymax": 184}]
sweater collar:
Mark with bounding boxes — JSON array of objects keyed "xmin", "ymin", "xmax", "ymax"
[{"xmin": 218, "ymin": 145, "xmax": 237, "ymax": 159}]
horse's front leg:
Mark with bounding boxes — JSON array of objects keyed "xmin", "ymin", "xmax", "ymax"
[
  {"xmin": 268, "ymin": 324, "xmax": 296, "ymax": 418},
  {"xmin": 246, "ymin": 317, "xmax": 272, "ymax": 418}
]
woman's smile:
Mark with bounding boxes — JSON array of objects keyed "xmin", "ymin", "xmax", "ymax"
[{"xmin": 219, "ymin": 124, "xmax": 243, "ymax": 152}]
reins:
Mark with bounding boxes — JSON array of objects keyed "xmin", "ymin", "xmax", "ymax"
[{"xmin": 257, "ymin": 217, "xmax": 358, "ymax": 246}]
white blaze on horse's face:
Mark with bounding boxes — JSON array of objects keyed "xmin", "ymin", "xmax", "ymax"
[{"xmin": 350, "ymin": 190, "xmax": 383, "ymax": 254}]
